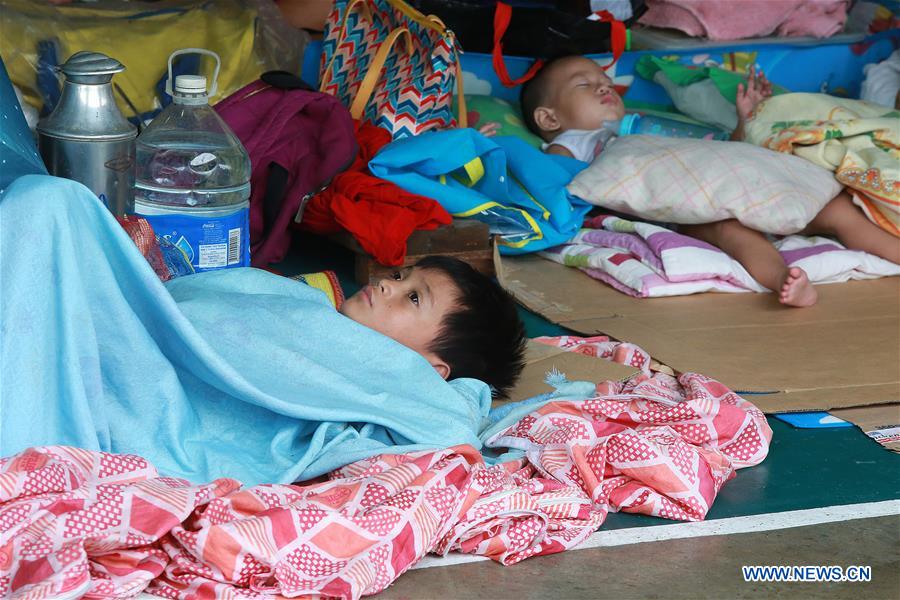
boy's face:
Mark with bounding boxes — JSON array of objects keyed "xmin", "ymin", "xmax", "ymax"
[
  {"xmin": 535, "ymin": 56, "xmax": 626, "ymax": 137},
  {"xmin": 339, "ymin": 266, "xmax": 458, "ymax": 379}
]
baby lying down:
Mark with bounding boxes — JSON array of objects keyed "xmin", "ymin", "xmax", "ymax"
[{"xmin": 520, "ymin": 56, "xmax": 900, "ymax": 307}]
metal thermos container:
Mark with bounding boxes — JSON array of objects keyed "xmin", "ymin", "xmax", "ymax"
[{"xmin": 37, "ymin": 51, "xmax": 137, "ymax": 216}]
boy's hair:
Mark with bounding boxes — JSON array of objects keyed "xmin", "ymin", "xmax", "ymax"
[
  {"xmin": 415, "ymin": 255, "xmax": 526, "ymax": 399},
  {"xmin": 520, "ymin": 56, "xmax": 570, "ymax": 139}
]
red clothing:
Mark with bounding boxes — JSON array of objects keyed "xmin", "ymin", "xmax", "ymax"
[{"xmin": 300, "ymin": 122, "xmax": 451, "ymax": 266}]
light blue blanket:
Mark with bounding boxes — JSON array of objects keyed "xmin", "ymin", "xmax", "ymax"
[{"xmin": 0, "ymin": 175, "xmax": 492, "ymax": 485}]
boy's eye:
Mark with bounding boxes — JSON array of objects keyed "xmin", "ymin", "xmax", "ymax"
[
  {"xmin": 391, "ymin": 271, "xmax": 402, "ymax": 280},
  {"xmin": 408, "ymin": 292, "xmax": 419, "ymax": 306}
]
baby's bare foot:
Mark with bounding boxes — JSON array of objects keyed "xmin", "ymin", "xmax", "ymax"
[{"xmin": 779, "ymin": 267, "xmax": 817, "ymax": 307}]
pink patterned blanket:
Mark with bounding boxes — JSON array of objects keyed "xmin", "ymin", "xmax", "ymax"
[{"xmin": 1, "ymin": 339, "xmax": 771, "ymax": 599}]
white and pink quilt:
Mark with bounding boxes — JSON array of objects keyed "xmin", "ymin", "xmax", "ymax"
[
  {"xmin": 1, "ymin": 338, "xmax": 771, "ymax": 600},
  {"xmin": 541, "ymin": 215, "xmax": 900, "ymax": 297}
]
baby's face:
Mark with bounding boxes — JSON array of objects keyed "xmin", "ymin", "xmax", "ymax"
[
  {"xmin": 339, "ymin": 266, "xmax": 458, "ymax": 376},
  {"xmin": 542, "ymin": 57, "xmax": 626, "ymax": 133}
]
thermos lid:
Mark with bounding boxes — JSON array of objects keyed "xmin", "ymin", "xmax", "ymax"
[
  {"xmin": 59, "ymin": 51, "xmax": 125, "ymax": 83},
  {"xmin": 37, "ymin": 51, "xmax": 136, "ymax": 141}
]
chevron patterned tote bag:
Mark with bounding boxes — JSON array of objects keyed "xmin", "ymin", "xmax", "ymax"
[{"xmin": 319, "ymin": 0, "xmax": 467, "ymax": 139}]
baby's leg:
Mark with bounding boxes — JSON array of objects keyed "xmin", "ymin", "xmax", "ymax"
[
  {"xmin": 681, "ymin": 220, "xmax": 817, "ymax": 307},
  {"xmin": 802, "ymin": 191, "xmax": 900, "ymax": 264}
]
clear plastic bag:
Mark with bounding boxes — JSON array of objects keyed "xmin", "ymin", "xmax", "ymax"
[
  {"xmin": 478, "ymin": 207, "xmax": 539, "ymax": 244},
  {"xmin": 1, "ymin": 0, "xmax": 309, "ymax": 124}
]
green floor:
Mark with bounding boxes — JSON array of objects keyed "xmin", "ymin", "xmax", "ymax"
[{"xmin": 279, "ymin": 233, "xmax": 899, "ymax": 521}]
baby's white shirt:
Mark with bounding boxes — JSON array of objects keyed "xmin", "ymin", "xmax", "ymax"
[{"xmin": 542, "ymin": 128, "xmax": 617, "ymax": 162}]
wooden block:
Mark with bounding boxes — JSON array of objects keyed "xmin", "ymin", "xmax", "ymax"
[
  {"xmin": 355, "ymin": 247, "xmax": 495, "ymax": 285},
  {"xmin": 330, "ymin": 219, "xmax": 495, "ymax": 284},
  {"xmin": 404, "ymin": 219, "xmax": 491, "ymax": 255}
]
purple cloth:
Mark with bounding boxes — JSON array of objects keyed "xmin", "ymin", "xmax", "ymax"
[
  {"xmin": 779, "ymin": 243, "xmax": 843, "ymax": 264},
  {"xmin": 579, "ymin": 229, "xmax": 665, "ymax": 272},
  {"xmin": 215, "ymin": 80, "xmax": 357, "ymax": 267}
]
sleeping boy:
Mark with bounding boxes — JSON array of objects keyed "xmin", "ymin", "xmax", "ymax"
[
  {"xmin": 520, "ymin": 55, "xmax": 900, "ymax": 307},
  {"xmin": 339, "ymin": 255, "xmax": 527, "ymax": 398}
]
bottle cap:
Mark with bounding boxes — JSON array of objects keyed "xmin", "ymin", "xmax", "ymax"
[
  {"xmin": 174, "ymin": 75, "xmax": 208, "ymax": 96},
  {"xmin": 618, "ymin": 113, "xmax": 639, "ymax": 136}
]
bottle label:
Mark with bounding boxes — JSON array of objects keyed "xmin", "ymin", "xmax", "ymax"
[{"xmin": 137, "ymin": 207, "xmax": 250, "ymax": 272}]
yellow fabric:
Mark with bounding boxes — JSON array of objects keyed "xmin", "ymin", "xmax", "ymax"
[
  {"xmin": 2, "ymin": 0, "xmax": 263, "ymax": 115},
  {"xmin": 348, "ymin": 27, "xmax": 413, "ymax": 119},
  {"xmin": 291, "ymin": 271, "xmax": 345, "ymax": 309},
  {"xmin": 461, "ymin": 157, "xmax": 485, "ymax": 186},
  {"xmin": 744, "ymin": 93, "xmax": 900, "ymax": 236}
]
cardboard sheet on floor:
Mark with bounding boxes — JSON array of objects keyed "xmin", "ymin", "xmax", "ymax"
[
  {"xmin": 502, "ymin": 340, "xmax": 639, "ymax": 405},
  {"xmin": 497, "ymin": 254, "xmax": 900, "ymax": 413},
  {"xmin": 830, "ymin": 404, "xmax": 900, "ymax": 453}
]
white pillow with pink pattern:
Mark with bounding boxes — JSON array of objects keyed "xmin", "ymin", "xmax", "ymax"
[{"xmin": 567, "ymin": 134, "xmax": 842, "ymax": 235}]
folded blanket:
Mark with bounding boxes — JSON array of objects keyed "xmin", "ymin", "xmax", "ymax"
[
  {"xmin": 0, "ymin": 336, "xmax": 771, "ymax": 599},
  {"xmin": 744, "ymin": 92, "xmax": 900, "ymax": 236},
  {"xmin": 638, "ymin": 0, "xmax": 849, "ymax": 40},
  {"xmin": 541, "ymin": 215, "xmax": 900, "ymax": 297},
  {"xmin": 0, "ymin": 175, "xmax": 491, "ymax": 486}
]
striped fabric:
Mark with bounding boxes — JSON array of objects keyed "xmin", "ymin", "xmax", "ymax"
[
  {"xmin": 541, "ymin": 214, "xmax": 900, "ymax": 297},
  {"xmin": 320, "ymin": 0, "xmax": 459, "ymax": 139}
]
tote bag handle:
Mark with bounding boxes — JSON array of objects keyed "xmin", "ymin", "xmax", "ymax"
[
  {"xmin": 492, "ymin": 4, "xmax": 627, "ymax": 88},
  {"xmin": 492, "ymin": 2, "xmax": 543, "ymax": 88},
  {"xmin": 320, "ymin": 0, "xmax": 373, "ymax": 91},
  {"xmin": 425, "ymin": 13, "xmax": 467, "ymax": 129},
  {"xmin": 349, "ymin": 26, "xmax": 414, "ymax": 118},
  {"xmin": 593, "ymin": 10, "xmax": 627, "ymax": 72}
]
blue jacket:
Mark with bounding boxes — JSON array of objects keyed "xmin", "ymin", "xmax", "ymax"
[{"xmin": 369, "ymin": 129, "xmax": 591, "ymax": 254}]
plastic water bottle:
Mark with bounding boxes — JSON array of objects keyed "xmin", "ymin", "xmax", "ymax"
[
  {"xmin": 614, "ymin": 113, "xmax": 729, "ymax": 141},
  {"xmin": 133, "ymin": 49, "xmax": 250, "ymax": 272}
]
